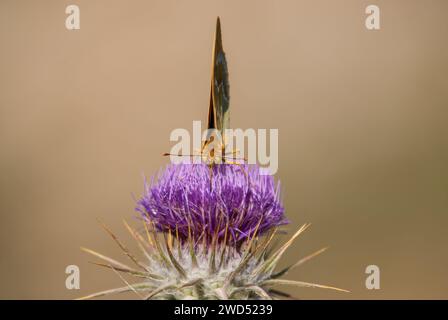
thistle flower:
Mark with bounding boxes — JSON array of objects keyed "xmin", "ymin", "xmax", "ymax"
[
  {"xmin": 79, "ymin": 164, "xmax": 347, "ymax": 300},
  {"xmin": 136, "ymin": 164, "xmax": 288, "ymax": 246}
]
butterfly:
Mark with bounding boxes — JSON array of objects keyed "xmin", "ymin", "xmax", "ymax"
[{"xmin": 165, "ymin": 17, "xmax": 245, "ymax": 166}]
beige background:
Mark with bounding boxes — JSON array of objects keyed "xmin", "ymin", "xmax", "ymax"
[{"xmin": 1, "ymin": 0, "xmax": 447, "ymax": 299}]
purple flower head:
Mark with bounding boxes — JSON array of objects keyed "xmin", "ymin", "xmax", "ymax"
[{"xmin": 136, "ymin": 163, "xmax": 288, "ymax": 246}]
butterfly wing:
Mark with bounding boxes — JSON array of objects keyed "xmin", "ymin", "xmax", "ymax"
[{"xmin": 207, "ymin": 17, "xmax": 230, "ymax": 139}]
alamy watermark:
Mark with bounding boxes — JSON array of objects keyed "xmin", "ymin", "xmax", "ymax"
[
  {"xmin": 365, "ymin": 265, "xmax": 380, "ymax": 289},
  {"xmin": 65, "ymin": 265, "xmax": 80, "ymax": 290},
  {"xmin": 365, "ymin": 5, "xmax": 380, "ymax": 30},
  {"xmin": 168, "ymin": 121, "xmax": 279, "ymax": 175},
  {"xmin": 65, "ymin": 5, "xmax": 80, "ymax": 30}
]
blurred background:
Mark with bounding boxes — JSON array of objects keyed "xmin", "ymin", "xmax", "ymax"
[{"xmin": 1, "ymin": 0, "xmax": 447, "ymax": 299}]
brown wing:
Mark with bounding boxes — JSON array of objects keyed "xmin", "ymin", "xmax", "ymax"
[{"xmin": 207, "ymin": 17, "xmax": 230, "ymax": 134}]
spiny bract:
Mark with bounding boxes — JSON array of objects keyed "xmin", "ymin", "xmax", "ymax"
[{"xmin": 80, "ymin": 222, "xmax": 346, "ymax": 300}]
